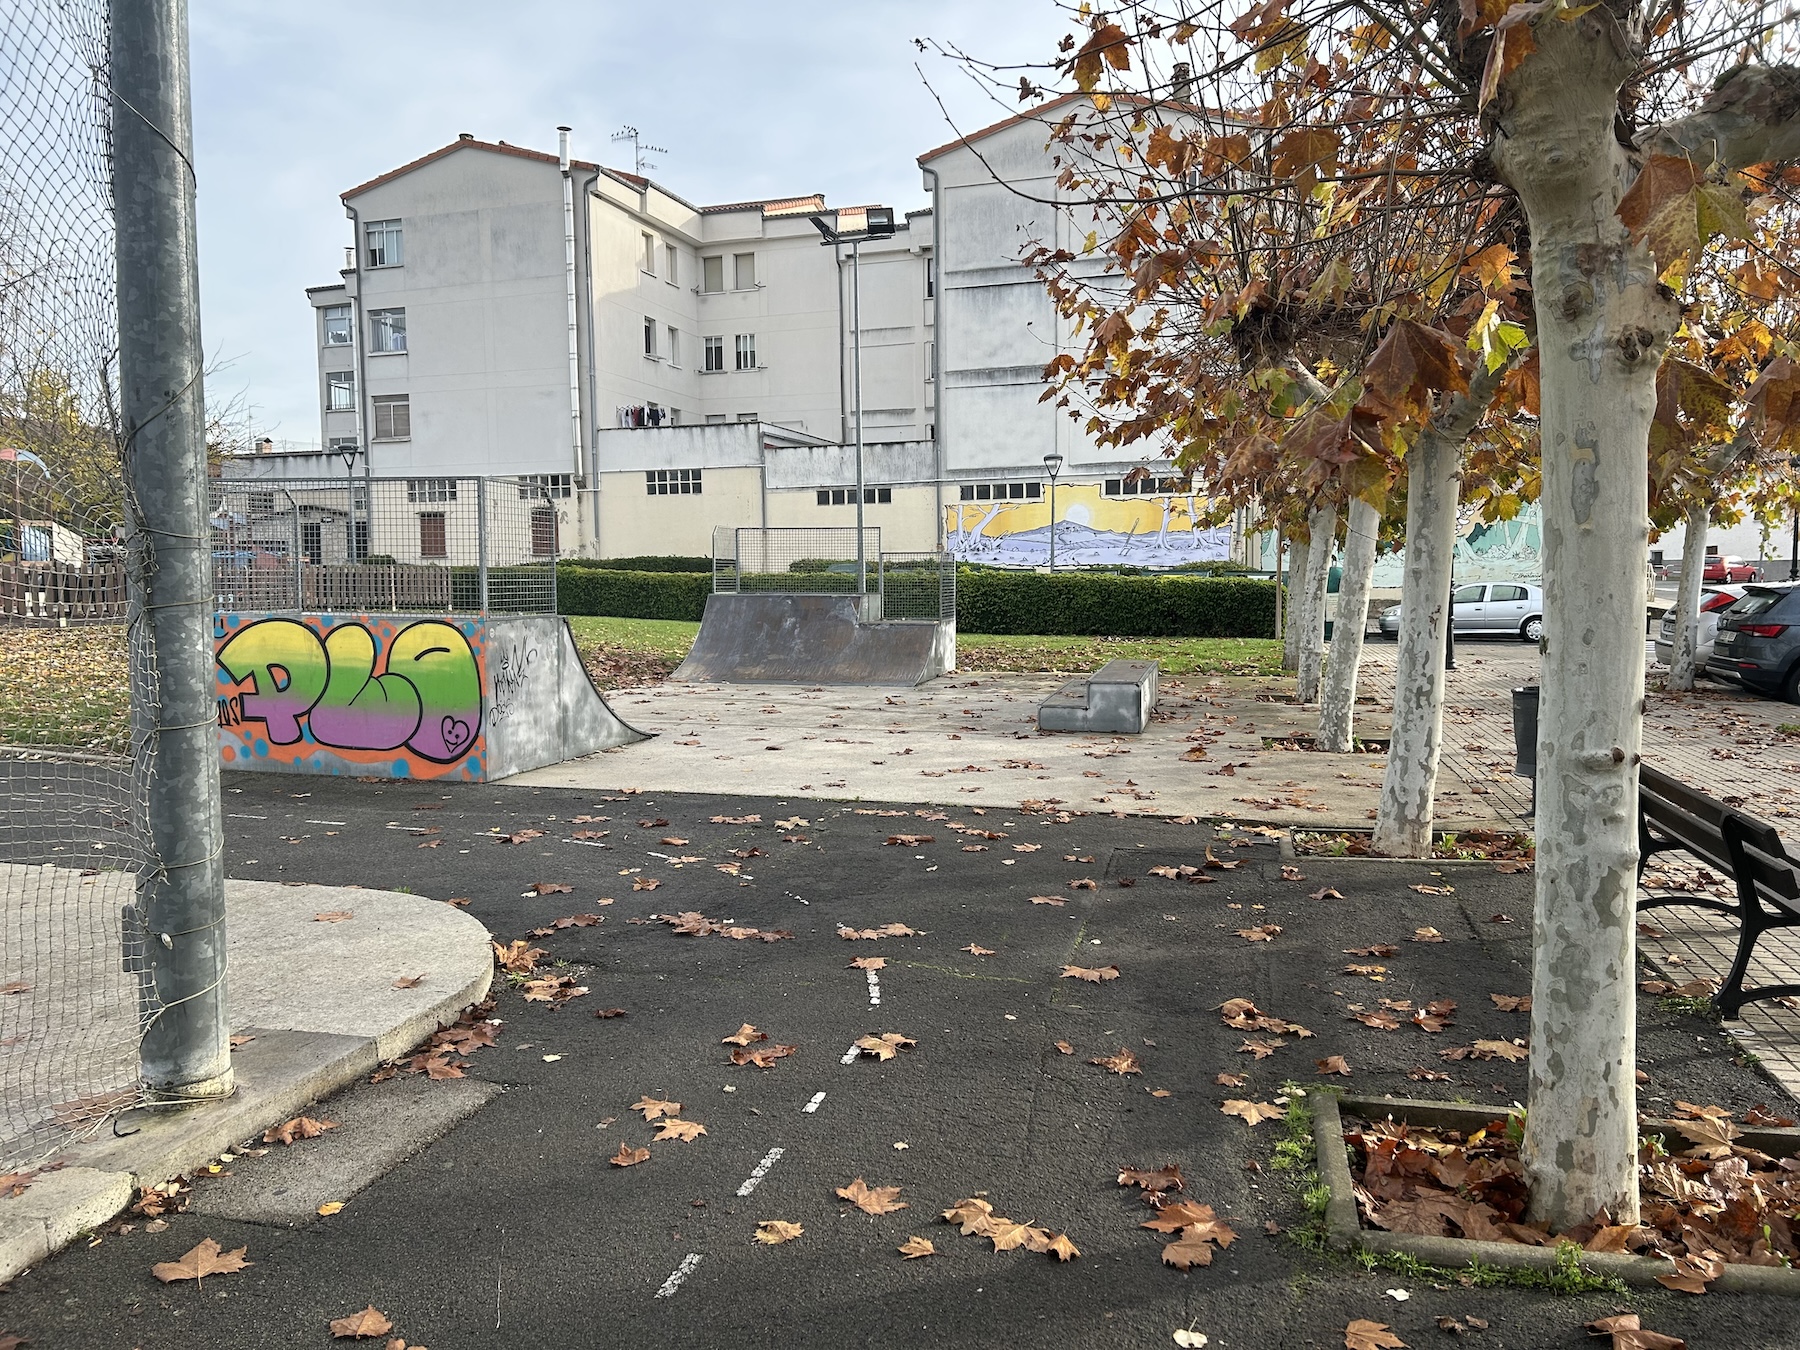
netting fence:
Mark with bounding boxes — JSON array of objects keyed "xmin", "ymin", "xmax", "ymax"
[
  {"xmin": 0, "ymin": 1, "xmax": 155, "ymax": 1168},
  {"xmin": 711, "ymin": 526, "xmax": 954, "ymax": 621}
]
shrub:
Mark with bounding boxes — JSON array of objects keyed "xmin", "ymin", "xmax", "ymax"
[
  {"xmin": 564, "ymin": 555, "xmax": 712, "ymax": 573},
  {"xmin": 556, "ymin": 566, "xmax": 711, "ymax": 621},
  {"xmin": 955, "ymin": 569, "xmax": 1276, "ymax": 638}
]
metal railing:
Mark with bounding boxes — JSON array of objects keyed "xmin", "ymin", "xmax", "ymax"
[{"xmin": 711, "ymin": 526, "xmax": 953, "ymax": 621}]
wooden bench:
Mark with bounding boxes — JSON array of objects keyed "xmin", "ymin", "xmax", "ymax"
[{"xmin": 1636, "ymin": 762, "xmax": 1800, "ymax": 1018}]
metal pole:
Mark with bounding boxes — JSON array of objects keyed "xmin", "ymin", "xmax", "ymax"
[
  {"xmin": 345, "ymin": 454, "xmax": 356, "ymax": 563},
  {"xmin": 1048, "ymin": 472, "xmax": 1058, "ymax": 571},
  {"xmin": 113, "ymin": 0, "xmax": 232, "ymax": 1099},
  {"xmin": 476, "ymin": 477, "xmax": 490, "ymax": 613},
  {"xmin": 852, "ymin": 238, "xmax": 865, "ymax": 597}
]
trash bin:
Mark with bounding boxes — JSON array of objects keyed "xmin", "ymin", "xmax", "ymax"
[{"xmin": 1510, "ymin": 686, "xmax": 1539, "ymax": 778}]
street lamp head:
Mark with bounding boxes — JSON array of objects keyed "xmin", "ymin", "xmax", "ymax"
[
  {"xmin": 1043, "ymin": 453, "xmax": 1064, "ymax": 480},
  {"xmin": 808, "ymin": 214, "xmax": 839, "ymax": 244}
]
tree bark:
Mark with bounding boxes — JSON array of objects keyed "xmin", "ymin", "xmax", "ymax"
[
  {"xmin": 1371, "ymin": 432, "xmax": 1460, "ymax": 857},
  {"xmin": 1318, "ymin": 498, "xmax": 1380, "ymax": 752},
  {"xmin": 1491, "ymin": 13, "xmax": 1667, "ymax": 1230},
  {"xmin": 1283, "ymin": 531, "xmax": 1313, "ymax": 671},
  {"xmin": 1667, "ymin": 505, "xmax": 1708, "ymax": 692},
  {"xmin": 1295, "ymin": 504, "xmax": 1338, "ymax": 703}
]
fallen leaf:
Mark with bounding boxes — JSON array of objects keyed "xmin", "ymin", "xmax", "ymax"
[
  {"xmin": 1161, "ymin": 1225, "xmax": 1223, "ymax": 1269},
  {"xmin": 1315, "ymin": 1055, "xmax": 1352, "ymax": 1076},
  {"xmin": 632, "ymin": 877, "xmax": 661, "ymax": 891},
  {"xmin": 1408, "ymin": 1067, "xmax": 1452, "ymax": 1082},
  {"xmin": 987, "ymin": 1216, "xmax": 1039, "ymax": 1252},
  {"xmin": 1310, "ymin": 887, "xmax": 1345, "ymax": 900},
  {"xmin": 942, "ymin": 1197, "xmax": 997, "ymax": 1235},
  {"xmin": 1238, "ymin": 1038, "xmax": 1283, "ymax": 1059},
  {"xmin": 507, "ymin": 828, "xmax": 545, "ymax": 844},
  {"xmin": 721, "ymin": 1024, "xmax": 768, "ymax": 1046},
  {"xmin": 1235, "ymin": 925, "xmax": 1282, "ymax": 942},
  {"xmin": 1489, "ymin": 994, "xmax": 1531, "ymax": 1012},
  {"xmin": 731, "ymin": 1043, "xmax": 798, "ymax": 1068},
  {"xmin": 1221, "ymin": 1099, "xmax": 1285, "ymax": 1126},
  {"xmin": 313, "ymin": 910, "xmax": 354, "ymax": 923},
  {"xmin": 317, "ymin": 1201, "xmax": 344, "ymax": 1216},
  {"xmin": 1118, "ymin": 1164, "xmax": 1185, "ymax": 1194},
  {"xmin": 493, "ymin": 940, "xmax": 548, "ymax": 973},
  {"xmin": 263, "ymin": 1115, "xmax": 337, "ymax": 1146},
  {"xmin": 531, "ymin": 881, "xmax": 573, "ymax": 895},
  {"xmin": 1656, "ymin": 1250, "xmax": 1725, "ymax": 1294},
  {"xmin": 886, "ymin": 834, "xmax": 936, "ymax": 847},
  {"xmin": 1344, "ymin": 1320, "xmax": 1408, "ymax": 1350},
  {"xmin": 520, "ymin": 974, "xmax": 587, "ymax": 1004},
  {"xmin": 1054, "ymin": 1040, "xmax": 1075, "ymax": 1055},
  {"xmin": 327, "ymin": 1306, "xmax": 393, "ymax": 1339},
  {"xmin": 609, "ymin": 1142, "xmax": 651, "ymax": 1167},
  {"xmin": 849, "ymin": 957, "xmax": 888, "ymax": 971},
  {"xmin": 1408, "ymin": 885, "xmax": 1453, "ymax": 897},
  {"xmin": 855, "ymin": 1033, "xmax": 918, "ymax": 1062},
  {"xmin": 1041, "ymin": 1232, "xmax": 1081, "ymax": 1261},
  {"xmin": 151, "ymin": 1238, "xmax": 251, "ymax": 1288},
  {"xmin": 1173, "ymin": 1333, "xmax": 1210, "ymax": 1349},
  {"xmin": 1587, "ymin": 1312, "xmax": 1687, "ymax": 1349},
  {"xmin": 595, "ymin": 1007, "xmax": 629, "ymax": 1019},
  {"xmin": 1149, "ymin": 1088, "xmax": 1172, "ymax": 1098},
  {"xmin": 898, "ymin": 1236, "xmax": 937, "ymax": 1259},
  {"xmin": 1345, "ymin": 945, "xmax": 1398, "ymax": 957},
  {"xmin": 391, "ymin": 975, "xmax": 425, "ymax": 989},
  {"xmin": 1214, "ymin": 1072, "xmax": 1246, "ymax": 1087},
  {"xmin": 654, "ymin": 1118, "xmax": 707, "ymax": 1142},
  {"xmin": 1411, "ymin": 926, "xmax": 1446, "ymax": 942},
  {"xmin": 754, "ymin": 1219, "xmax": 803, "ymax": 1245},
  {"xmin": 1061, "ymin": 964, "xmax": 1121, "ymax": 983},
  {"xmin": 1280, "ymin": 865, "xmax": 1305, "ymax": 881},
  {"xmin": 1070, "ymin": 878, "xmax": 1099, "ymax": 890},
  {"xmin": 963, "ymin": 944, "xmax": 996, "ymax": 956},
  {"xmin": 837, "ymin": 1178, "xmax": 908, "ymax": 1215},
  {"xmin": 1091, "ymin": 1047, "xmax": 1142, "ymax": 1075}
]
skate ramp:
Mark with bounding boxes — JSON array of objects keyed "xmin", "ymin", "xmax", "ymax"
[{"xmin": 674, "ymin": 593, "xmax": 955, "ymax": 687}]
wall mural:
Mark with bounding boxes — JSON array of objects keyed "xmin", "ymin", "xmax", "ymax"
[
  {"xmin": 1250, "ymin": 503, "xmax": 1544, "ymax": 586},
  {"xmin": 944, "ymin": 484, "xmax": 1233, "ymax": 568},
  {"xmin": 215, "ymin": 613, "xmax": 486, "ymax": 779}
]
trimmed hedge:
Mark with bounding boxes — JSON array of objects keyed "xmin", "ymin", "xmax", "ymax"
[
  {"xmin": 557, "ymin": 567, "xmax": 711, "ymax": 621},
  {"xmin": 559, "ymin": 562, "xmax": 1275, "ymax": 638},
  {"xmin": 567, "ymin": 555, "xmax": 712, "ymax": 574},
  {"xmin": 955, "ymin": 570, "xmax": 1275, "ymax": 638}
]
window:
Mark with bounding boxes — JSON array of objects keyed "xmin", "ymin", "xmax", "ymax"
[
  {"xmin": 958, "ymin": 482, "xmax": 1041, "ymax": 502},
  {"xmin": 1452, "ymin": 584, "xmax": 1486, "ymax": 605},
  {"xmin": 248, "ymin": 491, "xmax": 276, "ymax": 515},
  {"xmin": 530, "ymin": 508, "xmax": 558, "ymax": 557},
  {"xmin": 1103, "ymin": 475, "xmax": 1177, "ymax": 496},
  {"xmin": 703, "ymin": 335, "xmax": 725, "ymax": 372},
  {"xmin": 322, "ymin": 304, "xmax": 352, "ymax": 346},
  {"xmin": 365, "ymin": 219, "xmax": 403, "ymax": 268},
  {"xmin": 368, "ymin": 308, "xmax": 407, "ymax": 353},
  {"xmin": 406, "ymin": 478, "xmax": 456, "ymax": 504},
  {"xmin": 418, "ymin": 512, "xmax": 447, "ymax": 559},
  {"xmin": 1490, "ymin": 584, "xmax": 1529, "ymax": 602},
  {"xmin": 643, "ymin": 316, "xmax": 657, "ymax": 357},
  {"xmin": 325, "ymin": 368, "xmax": 356, "ymax": 411},
  {"xmin": 517, "ymin": 473, "xmax": 573, "ymax": 499},
  {"xmin": 736, "ymin": 412, "xmax": 757, "ymax": 422},
  {"xmin": 642, "ymin": 232, "xmax": 656, "ymax": 273},
  {"xmin": 701, "ymin": 256, "xmax": 724, "ymax": 293},
  {"xmin": 817, "ymin": 487, "xmax": 891, "ymax": 505},
  {"xmin": 667, "ymin": 326, "xmax": 679, "ymax": 365},
  {"xmin": 645, "ymin": 468, "xmax": 702, "ymax": 495},
  {"xmin": 924, "ymin": 340, "xmax": 935, "ymax": 380},
  {"xmin": 734, "ymin": 333, "xmax": 756, "ymax": 370},
  {"xmin": 373, "ymin": 394, "xmax": 411, "ymax": 440},
  {"xmin": 925, "ymin": 257, "xmax": 935, "ymax": 298},
  {"xmin": 301, "ymin": 521, "xmax": 323, "ymax": 565},
  {"xmin": 733, "ymin": 252, "xmax": 756, "ymax": 289},
  {"xmin": 705, "ymin": 414, "xmax": 728, "ymax": 424},
  {"xmin": 665, "ymin": 244, "xmax": 679, "ymax": 284}
]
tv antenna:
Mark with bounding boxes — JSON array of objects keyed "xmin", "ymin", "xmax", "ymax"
[{"xmin": 610, "ymin": 125, "xmax": 667, "ymax": 175}]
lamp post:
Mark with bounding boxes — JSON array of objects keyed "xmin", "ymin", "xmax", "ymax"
[
  {"xmin": 811, "ymin": 207, "xmax": 895, "ymax": 597},
  {"xmin": 337, "ymin": 444, "xmax": 359, "ymax": 563},
  {"xmin": 1043, "ymin": 452, "xmax": 1064, "ymax": 571},
  {"xmin": 1789, "ymin": 454, "xmax": 1798, "ymax": 582}
]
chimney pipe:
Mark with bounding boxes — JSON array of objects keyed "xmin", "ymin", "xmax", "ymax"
[{"xmin": 1172, "ymin": 62, "xmax": 1192, "ymax": 104}]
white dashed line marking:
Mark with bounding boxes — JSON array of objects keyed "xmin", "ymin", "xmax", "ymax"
[
  {"xmin": 866, "ymin": 968, "xmax": 881, "ymax": 1006},
  {"xmin": 304, "ymin": 819, "xmax": 347, "ymax": 826},
  {"xmin": 802, "ymin": 1091, "xmax": 826, "ymax": 1114},
  {"xmin": 654, "ymin": 1253, "xmax": 702, "ymax": 1299},
  {"xmin": 225, "ymin": 813, "xmax": 266, "ymax": 820},
  {"xmin": 840, "ymin": 1043, "xmax": 862, "ymax": 1065},
  {"xmin": 735, "ymin": 1146, "xmax": 785, "ymax": 1196}
]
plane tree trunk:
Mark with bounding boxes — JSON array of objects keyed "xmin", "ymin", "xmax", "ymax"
[
  {"xmin": 1318, "ymin": 498, "xmax": 1380, "ymax": 751},
  {"xmin": 1666, "ymin": 506, "xmax": 1708, "ymax": 692},
  {"xmin": 1295, "ymin": 504, "xmax": 1338, "ymax": 703}
]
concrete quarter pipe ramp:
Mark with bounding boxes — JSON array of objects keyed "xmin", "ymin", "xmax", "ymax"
[{"xmin": 675, "ymin": 593, "xmax": 955, "ymax": 687}]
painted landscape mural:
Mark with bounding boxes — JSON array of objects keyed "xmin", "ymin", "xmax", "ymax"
[{"xmin": 944, "ymin": 484, "xmax": 1233, "ymax": 569}]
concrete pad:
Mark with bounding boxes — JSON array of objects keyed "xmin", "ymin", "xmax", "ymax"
[
  {"xmin": 189, "ymin": 1075, "xmax": 500, "ymax": 1228},
  {"xmin": 1038, "ymin": 658, "xmax": 1158, "ymax": 734},
  {"xmin": 225, "ymin": 879, "xmax": 493, "ymax": 1062},
  {"xmin": 0, "ymin": 1166, "xmax": 133, "ymax": 1276}
]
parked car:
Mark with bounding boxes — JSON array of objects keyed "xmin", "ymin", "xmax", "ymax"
[
  {"xmin": 1709, "ymin": 583, "xmax": 1800, "ymax": 702},
  {"xmin": 1703, "ymin": 555, "xmax": 1762, "ymax": 583},
  {"xmin": 1653, "ymin": 584, "xmax": 1747, "ymax": 669},
  {"xmin": 1378, "ymin": 581, "xmax": 1544, "ymax": 643}
]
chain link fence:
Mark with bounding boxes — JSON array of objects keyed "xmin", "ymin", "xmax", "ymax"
[
  {"xmin": 0, "ymin": 0, "xmax": 159, "ymax": 1169},
  {"xmin": 710, "ymin": 526, "xmax": 953, "ymax": 621}
]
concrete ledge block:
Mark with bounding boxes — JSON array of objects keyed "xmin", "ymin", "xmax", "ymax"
[{"xmin": 0, "ymin": 1168, "xmax": 136, "ymax": 1283}]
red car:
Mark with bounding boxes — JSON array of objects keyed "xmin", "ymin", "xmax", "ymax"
[{"xmin": 1703, "ymin": 555, "xmax": 1762, "ymax": 583}]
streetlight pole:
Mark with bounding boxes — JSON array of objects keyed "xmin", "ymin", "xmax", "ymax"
[
  {"xmin": 1043, "ymin": 453, "xmax": 1064, "ymax": 571},
  {"xmin": 1789, "ymin": 455, "xmax": 1799, "ymax": 582},
  {"xmin": 338, "ymin": 445, "xmax": 358, "ymax": 563},
  {"xmin": 811, "ymin": 209, "xmax": 895, "ymax": 602}
]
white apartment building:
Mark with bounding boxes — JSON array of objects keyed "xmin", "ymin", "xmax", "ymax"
[{"xmin": 237, "ymin": 102, "xmax": 1241, "ymax": 568}]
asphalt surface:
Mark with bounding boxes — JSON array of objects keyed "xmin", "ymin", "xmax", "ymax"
[{"xmin": 2, "ymin": 772, "xmax": 1795, "ymax": 1349}]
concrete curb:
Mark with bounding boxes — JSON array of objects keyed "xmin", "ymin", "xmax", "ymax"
[
  {"xmin": 0, "ymin": 884, "xmax": 491, "ymax": 1286},
  {"xmin": 1314, "ymin": 1091, "xmax": 1800, "ymax": 1295}
]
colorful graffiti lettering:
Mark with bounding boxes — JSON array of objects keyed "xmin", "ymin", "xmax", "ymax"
[{"xmin": 216, "ymin": 616, "xmax": 483, "ymax": 766}]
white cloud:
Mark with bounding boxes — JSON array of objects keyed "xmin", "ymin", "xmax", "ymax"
[{"xmin": 190, "ymin": 0, "xmax": 1068, "ymax": 440}]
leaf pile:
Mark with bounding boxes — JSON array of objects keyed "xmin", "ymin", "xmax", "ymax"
[
  {"xmin": 1113, "ymin": 1164, "xmax": 1238, "ymax": 1268},
  {"xmin": 373, "ymin": 997, "xmax": 499, "ymax": 1082},
  {"xmin": 650, "ymin": 911, "xmax": 793, "ymax": 941},
  {"xmin": 837, "ymin": 922, "xmax": 922, "ymax": 941},
  {"xmin": 940, "ymin": 1197, "xmax": 1079, "ymax": 1261}
]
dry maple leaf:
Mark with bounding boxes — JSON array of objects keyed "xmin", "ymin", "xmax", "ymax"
[
  {"xmin": 391, "ymin": 975, "xmax": 424, "ymax": 989},
  {"xmin": 507, "ymin": 828, "xmax": 545, "ymax": 844},
  {"xmin": 631, "ymin": 1095, "xmax": 680, "ymax": 1121},
  {"xmin": 609, "ymin": 1142, "xmax": 651, "ymax": 1167},
  {"xmin": 886, "ymin": 834, "xmax": 935, "ymax": 846},
  {"xmin": 1411, "ymin": 926, "xmax": 1447, "ymax": 942},
  {"xmin": 1490, "ymin": 993, "xmax": 1531, "ymax": 1012},
  {"xmin": 632, "ymin": 877, "xmax": 661, "ymax": 891},
  {"xmin": 1070, "ymin": 878, "xmax": 1098, "ymax": 890},
  {"xmin": 1344, "ymin": 1320, "xmax": 1408, "ymax": 1350},
  {"xmin": 731, "ymin": 1043, "xmax": 798, "ymax": 1068},
  {"xmin": 837, "ymin": 1177, "xmax": 909, "ymax": 1215},
  {"xmin": 1221, "ymin": 1099, "xmax": 1285, "ymax": 1126},
  {"xmin": 313, "ymin": 910, "xmax": 354, "ymax": 923},
  {"xmin": 1235, "ymin": 925, "xmax": 1281, "ymax": 942},
  {"xmin": 595, "ymin": 1007, "xmax": 628, "ymax": 1019},
  {"xmin": 941, "ymin": 1197, "xmax": 997, "ymax": 1235},
  {"xmin": 327, "ymin": 1306, "xmax": 393, "ymax": 1339},
  {"xmin": 492, "ymin": 940, "xmax": 547, "ymax": 974},
  {"xmin": 987, "ymin": 1216, "xmax": 1038, "ymax": 1252},
  {"xmin": 898, "ymin": 1236, "xmax": 937, "ymax": 1259},
  {"xmin": 1160, "ymin": 1226, "xmax": 1222, "ymax": 1270},
  {"xmin": 1118, "ymin": 1164, "xmax": 1184, "ymax": 1194},
  {"xmin": 1214, "ymin": 1072, "xmax": 1246, "ymax": 1087},
  {"xmin": 962, "ymin": 944, "xmax": 995, "ymax": 956},
  {"xmin": 263, "ymin": 1115, "xmax": 337, "ymax": 1146},
  {"xmin": 848, "ymin": 957, "xmax": 887, "ymax": 970},
  {"xmin": 1279, "ymin": 865, "xmax": 1305, "ymax": 881},
  {"xmin": 1090, "ymin": 1047, "xmax": 1142, "ymax": 1075},
  {"xmin": 0, "ymin": 1173, "xmax": 31, "ymax": 1199},
  {"xmin": 1060, "ymin": 964, "xmax": 1121, "ymax": 983},
  {"xmin": 1011, "ymin": 843, "xmax": 1042, "ymax": 852},
  {"xmin": 151, "ymin": 1237, "xmax": 251, "ymax": 1288},
  {"xmin": 721, "ymin": 1024, "xmax": 768, "ymax": 1046},
  {"xmin": 1408, "ymin": 1067, "xmax": 1452, "ymax": 1082},
  {"xmin": 1054, "ymin": 1040, "xmax": 1075, "ymax": 1055},
  {"xmin": 1315, "ymin": 1055, "xmax": 1352, "ymax": 1077},
  {"xmin": 654, "ymin": 1118, "xmax": 707, "ymax": 1142},
  {"xmin": 1408, "ymin": 885, "xmax": 1453, "ymax": 897},
  {"xmin": 855, "ymin": 1033, "xmax": 917, "ymax": 1061},
  {"xmin": 1029, "ymin": 895, "xmax": 1068, "ymax": 906},
  {"xmin": 521, "ymin": 975, "xmax": 588, "ymax": 1004},
  {"xmin": 1310, "ymin": 886, "xmax": 1345, "ymax": 900},
  {"xmin": 531, "ymin": 881, "xmax": 573, "ymax": 895},
  {"xmin": 1238, "ymin": 1038, "xmax": 1283, "ymax": 1059},
  {"xmin": 1587, "ymin": 1313, "xmax": 1687, "ymax": 1349},
  {"xmin": 1353, "ymin": 1011, "xmax": 1402, "ymax": 1031},
  {"xmin": 754, "ymin": 1219, "xmax": 803, "ymax": 1245}
]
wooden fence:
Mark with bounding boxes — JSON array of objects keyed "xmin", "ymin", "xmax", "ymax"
[{"xmin": 0, "ymin": 561, "xmax": 128, "ymax": 625}]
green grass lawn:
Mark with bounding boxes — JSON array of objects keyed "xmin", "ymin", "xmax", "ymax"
[{"xmin": 1, "ymin": 625, "xmax": 131, "ymax": 752}]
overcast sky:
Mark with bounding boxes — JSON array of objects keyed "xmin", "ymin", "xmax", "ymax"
[{"xmin": 188, "ymin": 1, "xmax": 1067, "ymax": 444}]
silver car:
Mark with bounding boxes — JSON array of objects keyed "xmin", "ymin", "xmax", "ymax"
[
  {"xmin": 1378, "ymin": 581, "xmax": 1544, "ymax": 643},
  {"xmin": 1652, "ymin": 584, "xmax": 1747, "ymax": 670}
]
